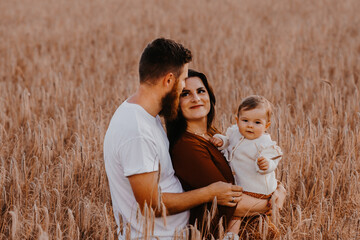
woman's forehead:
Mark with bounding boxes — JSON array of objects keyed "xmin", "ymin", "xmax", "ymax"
[{"xmin": 184, "ymin": 76, "xmax": 204, "ymax": 89}]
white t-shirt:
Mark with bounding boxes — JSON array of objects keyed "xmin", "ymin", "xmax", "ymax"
[{"xmin": 104, "ymin": 101, "xmax": 189, "ymax": 239}]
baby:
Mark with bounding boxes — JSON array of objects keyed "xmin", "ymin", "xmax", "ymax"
[{"xmin": 210, "ymin": 95, "xmax": 282, "ymax": 239}]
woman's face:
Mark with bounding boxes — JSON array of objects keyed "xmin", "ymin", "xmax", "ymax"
[{"xmin": 179, "ymin": 77, "xmax": 211, "ymax": 122}]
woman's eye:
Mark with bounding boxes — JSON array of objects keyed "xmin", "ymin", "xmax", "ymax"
[
  {"xmin": 198, "ymin": 89, "xmax": 206, "ymax": 94},
  {"xmin": 180, "ymin": 92, "xmax": 189, "ymax": 97}
]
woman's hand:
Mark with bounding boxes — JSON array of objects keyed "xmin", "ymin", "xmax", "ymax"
[
  {"xmin": 206, "ymin": 181, "xmax": 243, "ymax": 207},
  {"xmin": 270, "ymin": 182, "xmax": 286, "ymax": 210}
]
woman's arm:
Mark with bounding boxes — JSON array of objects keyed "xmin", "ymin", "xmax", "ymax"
[
  {"xmin": 270, "ymin": 182, "xmax": 286, "ymax": 210},
  {"xmin": 233, "ymin": 182, "xmax": 286, "ymax": 217},
  {"xmin": 233, "ymin": 194, "xmax": 269, "ymax": 217}
]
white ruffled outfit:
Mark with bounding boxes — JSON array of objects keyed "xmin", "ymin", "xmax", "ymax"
[{"xmin": 214, "ymin": 125, "xmax": 282, "ymax": 195}]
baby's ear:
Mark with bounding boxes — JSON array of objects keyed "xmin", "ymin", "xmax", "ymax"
[{"xmin": 265, "ymin": 121, "xmax": 271, "ymax": 129}]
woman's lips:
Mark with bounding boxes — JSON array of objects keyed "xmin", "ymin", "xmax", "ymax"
[{"xmin": 190, "ymin": 105, "xmax": 203, "ymax": 109}]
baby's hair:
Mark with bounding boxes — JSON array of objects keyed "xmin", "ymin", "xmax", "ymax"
[{"xmin": 237, "ymin": 95, "xmax": 273, "ymax": 122}]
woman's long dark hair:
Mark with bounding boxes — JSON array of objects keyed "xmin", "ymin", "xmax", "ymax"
[{"xmin": 165, "ymin": 69, "xmax": 218, "ymax": 149}]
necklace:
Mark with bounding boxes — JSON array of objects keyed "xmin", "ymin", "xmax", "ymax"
[
  {"xmin": 187, "ymin": 129, "xmax": 209, "ymax": 139},
  {"xmin": 193, "ymin": 132, "xmax": 207, "ymax": 138}
]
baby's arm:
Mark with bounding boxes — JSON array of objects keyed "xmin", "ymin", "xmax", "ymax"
[
  {"xmin": 209, "ymin": 135, "xmax": 223, "ymax": 148},
  {"xmin": 257, "ymin": 156, "xmax": 270, "ymax": 171},
  {"xmin": 210, "ymin": 134, "xmax": 228, "ymax": 149},
  {"xmin": 256, "ymin": 145, "xmax": 282, "ymax": 174},
  {"xmin": 212, "ymin": 125, "xmax": 238, "ymax": 150}
]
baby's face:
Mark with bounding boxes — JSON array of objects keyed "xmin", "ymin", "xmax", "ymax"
[{"xmin": 236, "ymin": 107, "xmax": 270, "ymax": 140}]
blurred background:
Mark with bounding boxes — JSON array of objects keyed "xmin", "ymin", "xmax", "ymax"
[{"xmin": 0, "ymin": 0, "xmax": 359, "ymax": 239}]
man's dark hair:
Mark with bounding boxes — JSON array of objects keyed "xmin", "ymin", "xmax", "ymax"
[{"xmin": 139, "ymin": 38, "xmax": 192, "ymax": 84}]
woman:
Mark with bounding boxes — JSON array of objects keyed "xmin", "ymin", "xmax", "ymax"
[{"xmin": 165, "ymin": 69, "xmax": 286, "ymax": 239}]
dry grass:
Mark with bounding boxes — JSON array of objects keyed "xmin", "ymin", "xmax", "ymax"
[{"xmin": 0, "ymin": 0, "xmax": 359, "ymax": 239}]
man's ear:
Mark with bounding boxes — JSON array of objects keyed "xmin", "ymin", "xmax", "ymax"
[
  {"xmin": 265, "ymin": 121, "xmax": 271, "ymax": 130},
  {"xmin": 162, "ymin": 72, "xmax": 174, "ymax": 88}
]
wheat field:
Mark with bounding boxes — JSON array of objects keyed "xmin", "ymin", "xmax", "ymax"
[{"xmin": 0, "ymin": 0, "xmax": 359, "ymax": 239}]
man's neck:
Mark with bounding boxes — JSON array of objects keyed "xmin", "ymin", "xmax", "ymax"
[{"xmin": 127, "ymin": 84, "xmax": 162, "ymax": 117}]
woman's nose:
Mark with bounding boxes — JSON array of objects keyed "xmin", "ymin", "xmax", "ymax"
[{"xmin": 191, "ymin": 93, "xmax": 200, "ymax": 102}]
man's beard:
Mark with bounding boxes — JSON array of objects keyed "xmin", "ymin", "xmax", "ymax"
[{"xmin": 159, "ymin": 81, "xmax": 180, "ymax": 121}]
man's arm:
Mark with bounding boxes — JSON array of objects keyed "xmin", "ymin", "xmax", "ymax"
[{"xmin": 128, "ymin": 171, "xmax": 242, "ymax": 217}]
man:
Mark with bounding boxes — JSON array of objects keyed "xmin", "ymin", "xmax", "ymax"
[{"xmin": 103, "ymin": 38, "xmax": 242, "ymax": 239}]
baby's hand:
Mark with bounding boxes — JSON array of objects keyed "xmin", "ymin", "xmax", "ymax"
[
  {"xmin": 257, "ymin": 157, "xmax": 269, "ymax": 171},
  {"xmin": 210, "ymin": 136, "xmax": 223, "ymax": 147}
]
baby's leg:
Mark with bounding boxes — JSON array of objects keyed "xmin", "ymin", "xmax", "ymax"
[{"xmin": 223, "ymin": 218, "xmax": 241, "ymax": 240}]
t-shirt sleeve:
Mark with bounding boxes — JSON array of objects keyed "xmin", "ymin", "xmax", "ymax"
[
  {"xmin": 172, "ymin": 141, "xmax": 229, "ymax": 189},
  {"xmin": 118, "ymin": 137, "xmax": 159, "ymax": 177}
]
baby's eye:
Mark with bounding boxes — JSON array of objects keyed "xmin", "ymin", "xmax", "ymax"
[
  {"xmin": 255, "ymin": 121, "xmax": 261, "ymax": 124},
  {"xmin": 242, "ymin": 119, "xmax": 248, "ymax": 122}
]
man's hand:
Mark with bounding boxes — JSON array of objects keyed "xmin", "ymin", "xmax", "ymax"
[
  {"xmin": 257, "ymin": 156, "xmax": 269, "ymax": 171},
  {"xmin": 206, "ymin": 182, "xmax": 243, "ymax": 207},
  {"xmin": 210, "ymin": 137, "xmax": 224, "ymax": 147}
]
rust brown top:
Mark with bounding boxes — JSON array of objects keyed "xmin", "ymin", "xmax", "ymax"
[{"xmin": 170, "ymin": 131, "xmax": 236, "ymax": 238}]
